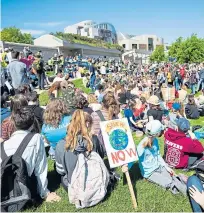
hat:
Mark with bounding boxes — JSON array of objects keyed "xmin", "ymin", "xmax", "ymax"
[
  {"xmin": 145, "ymin": 120, "xmax": 164, "ymax": 136},
  {"xmin": 148, "ymin": 95, "xmax": 160, "ymax": 105},
  {"xmin": 176, "ymin": 118, "xmax": 190, "ymax": 132},
  {"xmin": 172, "ymin": 102, "xmax": 181, "ymax": 111}
]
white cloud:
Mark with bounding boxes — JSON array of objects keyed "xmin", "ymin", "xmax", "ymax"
[
  {"xmin": 24, "ymin": 21, "xmax": 65, "ymax": 27},
  {"xmin": 20, "ymin": 29, "xmax": 46, "ymax": 35}
]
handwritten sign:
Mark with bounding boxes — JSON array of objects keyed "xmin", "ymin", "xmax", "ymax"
[{"xmin": 100, "ymin": 118, "xmax": 138, "ymax": 168}]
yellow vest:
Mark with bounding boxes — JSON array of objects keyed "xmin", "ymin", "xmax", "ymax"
[{"xmin": 1, "ymin": 52, "xmax": 8, "ymax": 68}]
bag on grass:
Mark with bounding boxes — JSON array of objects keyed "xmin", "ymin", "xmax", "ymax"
[
  {"xmin": 68, "ymin": 152, "xmax": 110, "ymax": 209},
  {"xmin": 1, "ymin": 133, "xmax": 35, "ymax": 212}
]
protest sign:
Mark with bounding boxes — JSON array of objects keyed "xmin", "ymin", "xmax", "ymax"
[{"xmin": 100, "ymin": 118, "xmax": 138, "ymax": 168}]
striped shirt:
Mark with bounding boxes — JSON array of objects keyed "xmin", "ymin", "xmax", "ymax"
[{"xmin": 91, "ymin": 110, "xmax": 109, "ymax": 136}]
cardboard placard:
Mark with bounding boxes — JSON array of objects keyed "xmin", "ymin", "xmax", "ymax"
[{"xmin": 100, "ymin": 118, "xmax": 138, "ymax": 168}]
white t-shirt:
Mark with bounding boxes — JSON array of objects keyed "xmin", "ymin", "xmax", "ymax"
[
  {"xmin": 53, "ymin": 76, "xmax": 65, "ymax": 83},
  {"xmin": 100, "ymin": 66, "xmax": 106, "ymax": 75}
]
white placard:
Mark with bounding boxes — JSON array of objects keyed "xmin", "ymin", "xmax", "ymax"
[{"xmin": 100, "ymin": 118, "xmax": 138, "ymax": 168}]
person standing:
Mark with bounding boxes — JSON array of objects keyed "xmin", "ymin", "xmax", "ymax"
[
  {"xmin": 32, "ymin": 53, "xmax": 44, "ymax": 90},
  {"xmin": 197, "ymin": 63, "xmax": 204, "ymax": 92},
  {"xmin": 7, "ymin": 51, "xmax": 28, "ymax": 93},
  {"xmin": 89, "ymin": 61, "xmax": 96, "ymax": 92}
]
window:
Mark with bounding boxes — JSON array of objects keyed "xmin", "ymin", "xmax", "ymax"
[
  {"xmin": 132, "ymin": 44, "xmax": 137, "ymax": 49},
  {"xmin": 122, "ymin": 44, "xmax": 126, "ymax": 48}
]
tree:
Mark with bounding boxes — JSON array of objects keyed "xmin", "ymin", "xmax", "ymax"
[
  {"xmin": 150, "ymin": 45, "xmax": 166, "ymax": 62},
  {"xmin": 0, "ymin": 27, "xmax": 33, "ymax": 44},
  {"xmin": 168, "ymin": 34, "xmax": 204, "ymax": 63}
]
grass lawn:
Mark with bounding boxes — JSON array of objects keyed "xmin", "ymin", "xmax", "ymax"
[{"xmin": 33, "ymin": 79, "xmax": 204, "ymax": 212}]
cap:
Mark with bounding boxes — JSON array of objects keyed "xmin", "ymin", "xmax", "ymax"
[
  {"xmin": 148, "ymin": 95, "xmax": 160, "ymax": 106},
  {"xmin": 172, "ymin": 102, "xmax": 181, "ymax": 111},
  {"xmin": 145, "ymin": 120, "xmax": 164, "ymax": 136},
  {"xmin": 176, "ymin": 118, "xmax": 190, "ymax": 132}
]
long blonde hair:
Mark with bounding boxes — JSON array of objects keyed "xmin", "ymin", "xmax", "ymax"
[{"xmin": 65, "ymin": 110, "xmax": 93, "ymax": 152}]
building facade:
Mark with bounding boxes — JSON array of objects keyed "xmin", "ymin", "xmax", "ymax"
[
  {"xmin": 118, "ymin": 33, "xmax": 164, "ymax": 51},
  {"xmin": 64, "ymin": 20, "xmax": 117, "ymax": 44}
]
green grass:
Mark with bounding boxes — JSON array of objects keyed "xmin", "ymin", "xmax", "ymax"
[
  {"xmin": 72, "ymin": 78, "xmax": 91, "ymax": 94},
  {"xmin": 34, "ymin": 80, "xmax": 204, "ymax": 212}
]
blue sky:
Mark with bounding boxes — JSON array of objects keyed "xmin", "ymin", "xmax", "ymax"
[{"xmin": 1, "ymin": 0, "xmax": 204, "ymax": 43}]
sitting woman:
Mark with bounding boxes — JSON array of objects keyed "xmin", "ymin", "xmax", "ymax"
[
  {"xmin": 55, "ymin": 109, "xmax": 105, "ymax": 191},
  {"xmin": 147, "ymin": 95, "xmax": 164, "ymax": 122},
  {"xmin": 1, "ymin": 94, "xmax": 28, "ymax": 141},
  {"xmin": 91, "ymin": 92, "xmax": 120, "ymax": 136},
  {"xmin": 87, "ymin": 94, "xmax": 102, "ymax": 112},
  {"xmin": 185, "ymin": 94, "xmax": 200, "ymax": 119},
  {"xmin": 41, "ymin": 99, "xmax": 71, "ymax": 159},
  {"xmin": 137, "ymin": 120, "xmax": 187, "ymax": 195},
  {"xmin": 187, "ymin": 171, "xmax": 204, "ymax": 212}
]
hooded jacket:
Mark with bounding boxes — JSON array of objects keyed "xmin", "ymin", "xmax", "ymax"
[{"xmin": 164, "ymin": 128, "xmax": 204, "ymax": 169}]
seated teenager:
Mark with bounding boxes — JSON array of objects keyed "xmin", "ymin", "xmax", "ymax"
[
  {"xmin": 75, "ymin": 93, "xmax": 93, "ymax": 114},
  {"xmin": 0, "ymin": 107, "xmax": 61, "ymax": 204},
  {"xmin": 185, "ymin": 94, "xmax": 200, "ymax": 119},
  {"xmin": 27, "ymin": 91, "xmax": 44, "ymax": 129},
  {"xmin": 124, "ymin": 99, "xmax": 143, "ymax": 131},
  {"xmin": 55, "ymin": 109, "xmax": 105, "ymax": 190},
  {"xmin": 41, "ymin": 99, "xmax": 71, "ymax": 159},
  {"xmin": 1, "ymin": 94, "xmax": 28, "ymax": 141},
  {"xmin": 187, "ymin": 172, "xmax": 204, "ymax": 212},
  {"xmin": 91, "ymin": 92, "xmax": 120, "ymax": 136},
  {"xmin": 164, "ymin": 118, "xmax": 204, "ymax": 169},
  {"xmin": 87, "ymin": 94, "xmax": 102, "ymax": 112},
  {"xmin": 165, "ymin": 102, "xmax": 184, "ymax": 130},
  {"xmin": 137, "ymin": 120, "xmax": 187, "ymax": 195},
  {"xmin": 53, "ymin": 69, "xmax": 65, "ymax": 83},
  {"xmin": 147, "ymin": 95, "xmax": 164, "ymax": 122},
  {"xmin": 1, "ymin": 92, "xmax": 11, "ymax": 123}
]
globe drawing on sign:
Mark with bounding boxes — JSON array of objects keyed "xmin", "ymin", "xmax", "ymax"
[{"xmin": 109, "ymin": 129, "xmax": 128, "ymax": 150}]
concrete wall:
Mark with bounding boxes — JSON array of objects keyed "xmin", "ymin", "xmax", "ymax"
[
  {"xmin": 83, "ymin": 49, "xmax": 120, "ymax": 59},
  {"xmin": 34, "ymin": 35, "xmax": 63, "ymax": 47}
]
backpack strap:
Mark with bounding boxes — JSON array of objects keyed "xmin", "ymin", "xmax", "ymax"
[
  {"xmin": 14, "ymin": 133, "xmax": 35, "ymax": 157},
  {"xmin": 95, "ymin": 110, "xmax": 106, "ymax": 121}
]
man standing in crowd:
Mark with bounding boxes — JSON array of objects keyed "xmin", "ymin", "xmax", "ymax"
[
  {"xmin": 197, "ymin": 63, "xmax": 204, "ymax": 92},
  {"xmin": 7, "ymin": 51, "xmax": 28, "ymax": 93},
  {"xmin": 32, "ymin": 53, "xmax": 44, "ymax": 90}
]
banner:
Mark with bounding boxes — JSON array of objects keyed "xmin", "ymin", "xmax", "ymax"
[{"xmin": 100, "ymin": 118, "xmax": 138, "ymax": 168}]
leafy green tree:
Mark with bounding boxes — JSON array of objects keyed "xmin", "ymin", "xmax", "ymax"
[
  {"xmin": 0, "ymin": 27, "xmax": 33, "ymax": 44},
  {"xmin": 150, "ymin": 45, "xmax": 166, "ymax": 62},
  {"xmin": 168, "ymin": 34, "xmax": 204, "ymax": 63}
]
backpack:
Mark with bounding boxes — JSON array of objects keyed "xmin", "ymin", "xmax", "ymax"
[
  {"xmin": 189, "ymin": 72, "xmax": 197, "ymax": 84},
  {"xmin": 33, "ymin": 59, "xmax": 42, "ymax": 73},
  {"xmin": 196, "ymin": 161, "xmax": 204, "ymax": 183},
  {"xmin": 68, "ymin": 152, "xmax": 110, "ymax": 209},
  {"xmin": 1, "ymin": 133, "xmax": 35, "ymax": 212}
]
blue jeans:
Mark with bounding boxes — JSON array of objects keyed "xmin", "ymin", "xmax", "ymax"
[
  {"xmin": 191, "ymin": 84, "xmax": 196, "ymax": 95},
  {"xmin": 197, "ymin": 78, "xmax": 204, "ymax": 91},
  {"xmin": 174, "ymin": 78, "xmax": 180, "ymax": 91},
  {"xmin": 90, "ymin": 75, "xmax": 96, "ymax": 92},
  {"xmin": 37, "ymin": 73, "xmax": 44, "ymax": 90},
  {"xmin": 187, "ymin": 175, "xmax": 204, "ymax": 212}
]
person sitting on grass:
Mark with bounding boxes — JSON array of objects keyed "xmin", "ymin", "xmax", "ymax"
[
  {"xmin": 0, "ymin": 107, "xmax": 61, "ymax": 206},
  {"xmin": 147, "ymin": 95, "xmax": 164, "ymax": 122},
  {"xmin": 1, "ymin": 92, "xmax": 11, "ymax": 123},
  {"xmin": 137, "ymin": 120, "xmax": 187, "ymax": 195},
  {"xmin": 41, "ymin": 99, "xmax": 71, "ymax": 160},
  {"xmin": 187, "ymin": 167, "xmax": 204, "ymax": 212},
  {"xmin": 87, "ymin": 94, "xmax": 102, "ymax": 112},
  {"xmin": 55, "ymin": 109, "xmax": 105, "ymax": 191},
  {"xmin": 185, "ymin": 94, "xmax": 200, "ymax": 119},
  {"xmin": 164, "ymin": 117, "xmax": 204, "ymax": 169}
]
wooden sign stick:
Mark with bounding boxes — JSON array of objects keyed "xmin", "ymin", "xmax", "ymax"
[{"xmin": 125, "ymin": 170, "xmax": 137, "ymax": 209}]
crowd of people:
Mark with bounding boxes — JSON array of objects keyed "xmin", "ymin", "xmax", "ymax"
[{"xmin": 0, "ymin": 47, "xmax": 204, "ymax": 212}]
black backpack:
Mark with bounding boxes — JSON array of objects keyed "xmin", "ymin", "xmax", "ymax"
[{"xmin": 1, "ymin": 133, "xmax": 35, "ymax": 212}]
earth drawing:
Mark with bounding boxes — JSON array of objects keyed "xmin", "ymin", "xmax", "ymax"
[{"xmin": 109, "ymin": 129, "xmax": 128, "ymax": 150}]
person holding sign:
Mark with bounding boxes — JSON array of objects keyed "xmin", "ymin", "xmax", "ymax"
[{"xmin": 137, "ymin": 120, "xmax": 187, "ymax": 195}]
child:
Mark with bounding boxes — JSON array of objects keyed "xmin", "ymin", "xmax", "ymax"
[{"xmin": 137, "ymin": 120, "xmax": 187, "ymax": 195}]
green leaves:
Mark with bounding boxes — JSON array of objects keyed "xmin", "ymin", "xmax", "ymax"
[
  {"xmin": 0, "ymin": 27, "xmax": 33, "ymax": 44},
  {"xmin": 168, "ymin": 34, "xmax": 204, "ymax": 63},
  {"xmin": 150, "ymin": 45, "xmax": 166, "ymax": 62}
]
